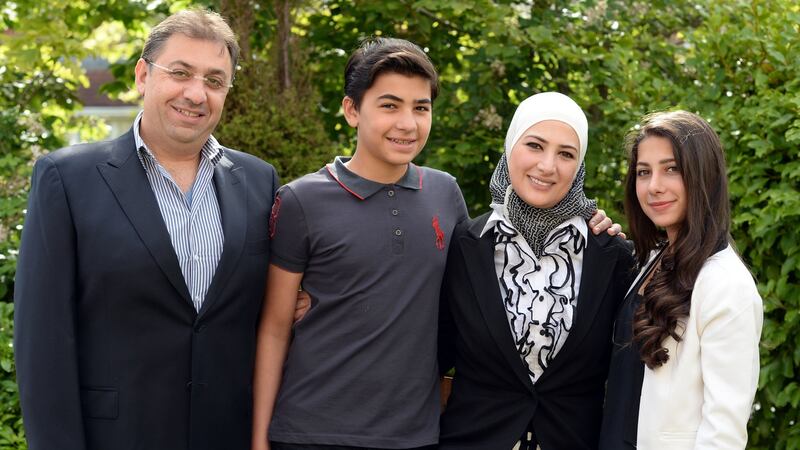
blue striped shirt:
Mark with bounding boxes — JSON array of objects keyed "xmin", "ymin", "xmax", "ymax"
[{"xmin": 133, "ymin": 111, "xmax": 224, "ymax": 312}]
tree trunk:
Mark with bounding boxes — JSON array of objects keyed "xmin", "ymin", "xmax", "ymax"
[
  {"xmin": 275, "ymin": 0, "xmax": 293, "ymax": 92},
  {"xmin": 218, "ymin": 0, "xmax": 255, "ymax": 64}
]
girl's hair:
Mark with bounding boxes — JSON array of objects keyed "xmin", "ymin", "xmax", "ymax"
[
  {"xmin": 344, "ymin": 37, "xmax": 438, "ymax": 108},
  {"xmin": 623, "ymin": 110, "xmax": 731, "ymax": 369}
]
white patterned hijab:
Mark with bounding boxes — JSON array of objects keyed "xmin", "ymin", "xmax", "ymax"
[{"xmin": 489, "ymin": 92, "xmax": 597, "ymax": 256}]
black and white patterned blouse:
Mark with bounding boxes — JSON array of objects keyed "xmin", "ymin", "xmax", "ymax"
[{"xmin": 481, "ymin": 205, "xmax": 587, "ymax": 383}]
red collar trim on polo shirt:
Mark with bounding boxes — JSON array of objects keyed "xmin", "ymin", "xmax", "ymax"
[{"xmin": 326, "ymin": 156, "xmax": 423, "ymax": 200}]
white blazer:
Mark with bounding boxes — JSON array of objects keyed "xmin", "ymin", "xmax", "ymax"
[{"xmin": 636, "ymin": 244, "xmax": 763, "ymax": 449}]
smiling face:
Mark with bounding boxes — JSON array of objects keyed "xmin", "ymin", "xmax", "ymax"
[
  {"xmin": 342, "ymin": 72, "xmax": 433, "ymax": 183},
  {"xmin": 135, "ymin": 33, "xmax": 232, "ymax": 157},
  {"xmin": 508, "ymin": 120, "xmax": 580, "ymax": 209},
  {"xmin": 634, "ymin": 136, "xmax": 687, "ymax": 242}
]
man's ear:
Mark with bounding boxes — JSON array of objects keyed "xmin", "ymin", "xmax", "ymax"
[
  {"xmin": 134, "ymin": 58, "xmax": 149, "ymax": 96},
  {"xmin": 342, "ymin": 96, "xmax": 359, "ymax": 128}
]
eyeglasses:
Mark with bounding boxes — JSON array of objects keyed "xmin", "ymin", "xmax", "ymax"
[{"xmin": 144, "ymin": 59, "xmax": 233, "ymax": 92}]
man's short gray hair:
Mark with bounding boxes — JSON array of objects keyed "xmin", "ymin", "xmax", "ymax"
[{"xmin": 141, "ymin": 9, "xmax": 240, "ymax": 78}]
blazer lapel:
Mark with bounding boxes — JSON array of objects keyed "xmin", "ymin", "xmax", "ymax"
[
  {"xmin": 537, "ymin": 232, "xmax": 616, "ymax": 381},
  {"xmin": 625, "ymin": 246, "xmax": 666, "ymax": 298},
  {"xmin": 197, "ymin": 155, "xmax": 247, "ymax": 318},
  {"xmin": 460, "ymin": 215, "xmax": 535, "ymax": 393},
  {"xmin": 96, "ymin": 130, "xmax": 192, "ymax": 306}
]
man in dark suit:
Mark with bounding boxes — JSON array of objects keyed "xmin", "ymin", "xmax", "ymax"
[{"xmin": 14, "ymin": 9, "xmax": 277, "ymax": 450}]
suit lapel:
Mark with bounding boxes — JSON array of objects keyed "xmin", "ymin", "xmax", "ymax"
[
  {"xmin": 460, "ymin": 216, "xmax": 535, "ymax": 393},
  {"xmin": 96, "ymin": 130, "xmax": 192, "ymax": 307},
  {"xmin": 197, "ymin": 155, "xmax": 247, "ymax": 318},
  {"xmin": 538, "ymin": 232, "xmax": 616, "ymax": 381}
]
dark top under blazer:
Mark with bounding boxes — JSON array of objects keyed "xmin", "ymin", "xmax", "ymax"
[
  {"xmin": 438, "ymin": 213, "xmax": 635, "ymax": 450},
  {"xmin": 14, "ymin": 129, "xmax": 278, "ymax": 450}
]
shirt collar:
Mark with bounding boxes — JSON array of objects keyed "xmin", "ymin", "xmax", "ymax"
[
  {"xmin": 133, "ymin": 110, "xmax": 224, "ymax": 169},
  {"xmin": 325, "ymin": 156, "xmax": 423, "ymax": 200},
  {"xmin": 480, "ymin": 201, "xmax": 589, "ymax": 241}
]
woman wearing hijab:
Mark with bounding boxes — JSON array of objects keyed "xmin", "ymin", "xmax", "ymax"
[{"xmin": 438, "ymin": 92, "xmax": 635, "ymax": 450}]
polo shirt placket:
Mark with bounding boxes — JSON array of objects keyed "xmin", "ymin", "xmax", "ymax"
[{"xmin": 387, "ymin": 186, "xmax": 405, "ymax": 255}]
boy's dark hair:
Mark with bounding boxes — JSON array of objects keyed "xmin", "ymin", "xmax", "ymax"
[{"xmin": 344, "ymin": 37, "xmax": 439, "ymax": 108}]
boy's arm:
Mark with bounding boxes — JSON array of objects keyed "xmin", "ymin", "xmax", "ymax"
[{"xmin": 251, "ymin": 265, "xmax": 304, "ymax": 450}]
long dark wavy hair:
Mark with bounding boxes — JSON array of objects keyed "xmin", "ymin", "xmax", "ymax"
[{"xmin": 623, "ymin": 110, "xmax": 731, "ymax": 369}]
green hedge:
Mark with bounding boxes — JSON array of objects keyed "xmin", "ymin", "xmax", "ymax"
[{"xmin": 0, "ymin": 303, "xmax": 25, "ymax": 449}]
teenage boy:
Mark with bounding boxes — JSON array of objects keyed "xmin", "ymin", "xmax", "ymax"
[
  {"xmin": 252, "ymin": 38, "xmax": 616, "ymax": 450},
  {"xmin": 252, "ymin": 37, "xmax": 455, "ymax": 450}
]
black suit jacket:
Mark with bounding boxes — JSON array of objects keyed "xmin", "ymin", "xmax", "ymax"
[
  {"xmin": 438, "ymin": 213, "xmax": 634, "ymax": 450},
  {"xmin": 14, "ymin": 129, "xmax": 278, "ymax": 450}
]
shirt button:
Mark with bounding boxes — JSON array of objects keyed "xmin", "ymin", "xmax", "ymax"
[
  {"xmin": 387, "ymin": 190, "xmax": 395, "ymax": 197},
  {"xmin": 193, "ymin": 254, "xmax": 200, "ymax": 261},
  {"xmin": 392, "ymin": 209, "xmax": 399, "ymax": 216},
  {"xmin": 394, "ymin": 229, "xmax": 403, "ymax": 236}
]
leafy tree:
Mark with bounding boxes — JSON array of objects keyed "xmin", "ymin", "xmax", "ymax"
[{"xmin": 291, "ymin": 0, "xmax": 705, "ymax": 216}]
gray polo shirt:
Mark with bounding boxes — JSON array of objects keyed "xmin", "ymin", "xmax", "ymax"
[{"xmin": 268, "ymin": 156, "xmax": 468, "ymax": 448}]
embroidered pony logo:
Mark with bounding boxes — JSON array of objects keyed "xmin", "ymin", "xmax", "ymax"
[
  {"xmin": 269, "ymin": 195, "xmax": 282, "ymax": 238},
  {"xmin": 432, "ymin": 215, "xmax": 445, "ymax": 250}
]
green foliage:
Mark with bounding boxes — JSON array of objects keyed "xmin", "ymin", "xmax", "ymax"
[
  {"xmin": 0, "ymin": 303, "xmax": 25, "ymax": 449},
  {"xmin": 215, "ymin": 57, "xmax": 336, "ymax": 183},
  {"xmin": 1, "ymin": 0, "xmax": 162, "ymax": 82},
  {"xmin": 682, "ymin": 2, "xmax": 800, "ymax": 447},
  {"xmin": 293, "ymin": 0, "xmax": 706, "ymax": 217},
  {"xmin": 212, "ymin": 0, "xmax": 336, "ymax": 183}
]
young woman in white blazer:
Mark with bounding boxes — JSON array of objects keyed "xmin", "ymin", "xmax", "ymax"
[{"xmin": 599, "ymin": 110, "xmax": 763, "ymax": 449}]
